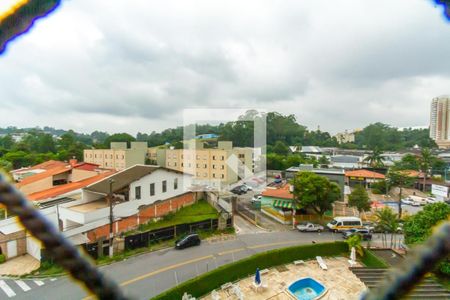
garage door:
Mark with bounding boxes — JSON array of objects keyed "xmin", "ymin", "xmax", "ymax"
[{"xmin": 6, "ymin": 240, "xmax": 17, "ymax": 258}]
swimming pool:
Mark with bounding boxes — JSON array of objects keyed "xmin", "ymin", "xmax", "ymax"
[{"xmin": 287, "ymin": 278, "xmax": 327, "ymax": 300}]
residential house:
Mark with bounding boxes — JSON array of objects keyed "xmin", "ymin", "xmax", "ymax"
[{"xmin": 260, "ymin": 184, "xmax": 296, "ymax": 224}]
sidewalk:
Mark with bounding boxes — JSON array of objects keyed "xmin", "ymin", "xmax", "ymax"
[{"xmin": 0, "ymin": 254, "xmax": 40, "ymax": 276}]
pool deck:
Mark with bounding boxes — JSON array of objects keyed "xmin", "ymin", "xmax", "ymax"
[{"xmin": 203, "ymin": 257, "xmax": 366, "ymax": 300}]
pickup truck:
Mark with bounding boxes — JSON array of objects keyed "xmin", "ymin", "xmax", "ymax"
[{"xmin": 296, "ymin": 222, "xmax": 324, "ymax": 232}]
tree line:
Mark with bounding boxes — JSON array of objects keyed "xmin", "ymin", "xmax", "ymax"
[{"xmin": 0, "ymin": 111, "xmax": 438, "ymax": 171}]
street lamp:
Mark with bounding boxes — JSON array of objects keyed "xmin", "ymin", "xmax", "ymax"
[{"xmin": 108, "ymin": 178, "xmax": 115, "ymax": 258}]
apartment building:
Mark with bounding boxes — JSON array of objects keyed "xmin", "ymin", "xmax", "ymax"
[
  {"xmin": 84, "ymin": 141, "xmax": 147, "ymax": 170},
  {"xmin": 430, "ymin": 95, "xmax": 450, "ymax": 148},
  {"xmin": 165, "ymin": 141, "xmax": 254, "ymax": 186},
  {"xmin": 335, "ymin": 130, "xmax": 356, "ymax": 144}
]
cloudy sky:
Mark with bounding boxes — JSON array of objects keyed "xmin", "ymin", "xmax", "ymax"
[{"xmin": 0, "ymin": 0, "xmax": 449, "ymax": 135}]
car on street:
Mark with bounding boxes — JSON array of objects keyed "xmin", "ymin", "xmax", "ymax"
[
  {"xmin": 401, "ymin": 198, "xmax": 414, "ymax": 205},
  {"xmin": 251, "ymin": 195, "xmax": 262, "ymax": 203},
  {"xmin": 425, "ymin": 197, "xmax": 437, "ymax": 204},
  {"xmin": 342, "ymin": 228, "xmax": 372, "ymax": 240},
  {"xmin": 363, "ymin": 221, "xmax": 375, "ymax": 232},
  {"xmin": 231, "ymin": 186, "xmax": 246, "ymax": 195},
  {"xmin": 241, "ymin": 184, "xmax": 253, "ymax": 192},
  {"xmin": 175, "ymin": 234, "xmax": 201, "ymax": 249},
  {"xmin": 296, "ymin": 222, "xmax": 324, "ymax": 232}
]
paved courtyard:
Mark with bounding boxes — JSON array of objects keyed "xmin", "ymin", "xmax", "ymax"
[
  {"xmin": 203, "ymin": 257, "xmax": 366, "ymax": 300},
  {"xmin": 0, "ymin": 254, "xmax": 40, "ymax": 276}
]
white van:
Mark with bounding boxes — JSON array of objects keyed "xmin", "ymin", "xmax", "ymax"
[{"xmin": 327, "ymin": 217, "xmax": 363, "ymax": 232}]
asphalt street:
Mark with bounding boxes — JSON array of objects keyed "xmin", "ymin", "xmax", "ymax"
[{"xmin": 5, "ymin": 230, "xmax": 401, "ymax": 300}]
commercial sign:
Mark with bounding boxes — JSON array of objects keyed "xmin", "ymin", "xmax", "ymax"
[{"xmin": 431, "ymin": 184, "xmax": 448, "ymax": 197}]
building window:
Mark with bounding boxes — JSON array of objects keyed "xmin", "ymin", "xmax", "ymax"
[
  {"xmin": 122, "ymin": 155, "xmax": 124, "ymax": 159},
  {"xmin": 221, "ymin": 156, "xmax": 224, "ymax": 160},
  {"xmin": 135, "ymin": 186, "xmax": 141, "ymax": 200},
  {"xmin": 213, "ymin": 173, "xmax": 216, "ymax": 178},
  {"xmin": 221, "ymin": 174, "xmax": 225, "ymax": 179},
  {"xmin": 110, "ymin": 154, "xmax": 113, "ymax": 159},
  {"xmin": 174, "ymin": 162, "xmax": 177, "ymax": 167},
  {"xmin": 94, "ymin": 154, "xmax": 97, "ymax": 158},
  {"xmin": 162, "ymin": 180, "xmax": 167, "ymax": 193},
  {"xmin": 196, "ymin": 163, "xmax": 199, "ymax": 168},
  {"xmin": 188, "ymin": 163, "xmax": 192, "ymax": 167},
  {"xmin": 181, "ymin": 163, "xmax": 184, "ymax": 167},
  {"xmin": 213, "ymin": 155, "xmax": 216, "ymax": 160},
  {"xmin": 238, "ymin": 154, "xmax": 245, "ymax": 158},
  {"xmin": 221, "ymin": 165, "xmax": 225, "ymax": 170},
  {"xmin": 212, "ymin": 164, "xmax": 216, "ymax": 169},
  {"xmin": 150, "ymin": 183, "xmax": 155, "ymax": 196},
  {"xmin": 174, "ymin": 178, "xmax": 178, "ymax": 190},
  {"xmin": 204, "ymin": 164, "xmax": 207, "ymax": 168}
]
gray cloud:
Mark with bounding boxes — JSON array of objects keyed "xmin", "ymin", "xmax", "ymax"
[{"xmin": 0, "ymin": 0, "xmax": 449, "ymax": 135}]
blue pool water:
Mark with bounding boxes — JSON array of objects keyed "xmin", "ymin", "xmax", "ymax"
[{"xmin": 287, "ymin": 278, "xmax": 326, "ymax": 300}]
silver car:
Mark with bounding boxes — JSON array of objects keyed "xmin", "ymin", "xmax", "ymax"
[{"xmin": 296, "ymin": 222, "xmax": 324, "ymax": 232}]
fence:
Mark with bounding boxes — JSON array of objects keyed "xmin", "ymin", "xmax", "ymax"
[{"xmin": 78, "ymin": 217, "xmax": 232, "ymax": 258}]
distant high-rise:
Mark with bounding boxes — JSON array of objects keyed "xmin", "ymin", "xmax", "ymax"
[{"xmin": 430, "ymin": 95, "xmax": 450, "ymax": 148}]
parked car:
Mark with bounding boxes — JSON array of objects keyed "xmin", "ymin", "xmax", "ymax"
[
  {"xmin": 231, "ymin": 186, "xmax": 246, "ymax": 195},
  {"xmin": 296, "ymin": 222, "xmax": 324, "ymax": 232},
  {"xmin": 241, "ymin": 184, "xmax": 253, "ymax": 192},
  {"xmin": 362, "ymin": 221, "xmax": 375, "ymax": 232},
  {"xmin": 175, "ymin": 234, "xmax": 201, "ymax": 249},
  {"xmin": 401, "ymin": 198, "xmax": 413, "ymax": 205},
  {"xmin": 342, "ymin": 228, "xmax": 372, "ymax": 240},
  {"xmin": 425, "ymin": 197, "xmax": 437, "ymax": 204},
  {"xmin": 251, "ymin": 195, "xmax": 262, "ymax": 203}
]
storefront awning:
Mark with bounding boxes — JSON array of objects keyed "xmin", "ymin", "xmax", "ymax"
[{"xmin": 272, "ymin": 199, "xmax": 300, "ymax": 209}]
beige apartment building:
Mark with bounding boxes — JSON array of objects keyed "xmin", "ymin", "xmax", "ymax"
[
  {"xmin": 84, "ymin": 142, "xmax": 147, "ymax": 170},
  {"xmin": 335, "ymin": 130, "xmax": 356, "ymax": 144},
  {"xmin": 165, "ymin": 141, "xmax": 254, "ymax": 186},
  {"xmin": 430, "ymin": 95, "xmax": 450, "ymax": 148}
]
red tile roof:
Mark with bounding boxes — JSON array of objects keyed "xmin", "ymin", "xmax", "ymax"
[
  {"xmin": 261, "ymin": 184, "xmax": 293, "ymax": 200},
  {"xmin": 345, "ymin": 169, "xmax": 385, "ymax": 179},
  {"xmin": 73, "ymin": 162, "xmax": 99, "ymax": 171},
  {"xmin": 28, "ymin": 160, "xmax": 68, "ymax": 171},
  {"xmin": 28, "ymin": 171, "xmax": 116, "ymax": 201},
  {"xmin": 16, "ymin": 166, "xmax": 71, "ymax": 188}
]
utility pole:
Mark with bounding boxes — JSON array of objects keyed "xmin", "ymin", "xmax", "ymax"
[{"xmin": 108, "ymin": 178, "xmax": 115, "ymax": 258}]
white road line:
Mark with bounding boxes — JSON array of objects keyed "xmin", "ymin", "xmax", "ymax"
[
  {"xmin": 15, "ymin": 280, "xmax": 31, "ymax": 292},
  {"xmin": 50, "ymin": 278, "xmax": 57, "ymax": 282},
  {"xmin": 33, "ymin": 280, "xmax": 44, "ymax": 286},
  {"xmin": 0, "ymin": 280, "xmax": 16, "ymax": 297}
]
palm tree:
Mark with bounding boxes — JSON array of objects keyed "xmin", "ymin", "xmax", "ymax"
[
  {"xmin": 364, "ymin": 148, "xmax": 385, "ymax": 168},
  {"xmin": 418, "ymin": 148, "xmax": 433, "ymax": 192},
  {"xmin": 375, "ymin": 207, "xmax": 399, "ymax": 247}
]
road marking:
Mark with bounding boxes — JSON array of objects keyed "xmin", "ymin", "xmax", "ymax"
[
  {"xmin": 34, "ymin": 280, "xmax": 44, "ymax": 286},
  {"xmin": 247, "ymin": 240, "xmax": 298, "ymax": 249},
  {"xmin": 217, "ymin": 248, "xmax": 245, "ymax": 256},
  {"xmin": 15, "ymin": 280, "xmax": 30, "ymax": 292},
  {"xmin": 50, "ymin": 278, "xmax": 57, "ymax": 282},
  {"xmin": 0, "ymin": 280, "xmax": 16, "ymax": 297},
  {"xmin": 82, "ymin": 255, "xmax": 214, "ymax": 300}
]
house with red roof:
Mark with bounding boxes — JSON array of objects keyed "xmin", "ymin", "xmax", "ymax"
[
  {"xmin": 345, "ymin": 169, "xmax": 385, "ymax": 188},
  {"xmin": 14, "ymin": 159, "xmax": 112, "ymax": 198},
  {"xmin": 260, "ymin": 184, "xmax": 300, "ymax": 224}
]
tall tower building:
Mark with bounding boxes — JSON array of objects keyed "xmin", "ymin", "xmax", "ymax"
[{"xmin": 430, "ymin": 95, "xmax": 450, "ymax": 148}]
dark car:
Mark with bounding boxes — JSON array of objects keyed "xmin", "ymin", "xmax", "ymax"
[
  {"xmin": 175, "ymin": 234, "xmax": 201, "ymax": 249},
  {"xmin": 343, "ymin": 228, "xmax": 372, "ymax": 241},
  {"xmin": 231, "ymin": 186, "xmax": 246, "ymax": 195}
]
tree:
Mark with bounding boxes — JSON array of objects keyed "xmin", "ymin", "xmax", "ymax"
[
  {"xmin": 395, "ymin": 154, "xmax": 420, "ymax": 170},
  {"xmin": 318, "ymin": 155, "xmax": 330, "ymax": 165},
  {"xmin": 348, "ymin": 185, "xmax": 371, "ymax": 213},
  {"xmin": 103, "ymin": 133, "xmax": 136, "ymax": 148},
  {"xmin": 291, "ymin": 171, "xmax": 341, "ymax": 217},
  {"xmin": 418, "ymin": 148, "xmax": 433, "ymax": 192},
  {"xmin": 375, "ymin": 207, "xmax": 399, "ymax": 247},
  {"xmin": 363, "ymin": 148, "xmax": 385, "ymax": 168},
  {"xmin": 346, "ymin": 234, "xmax": 364, "ymax": 257},
  {"xmin": 386, "ymin": 169, "xmax": 416, "ymax": 218},
  {"xmin": 272, "ymin": 141, "xmax": 290, "ymax": 156},
  {"xmin": 403, "ymin": 203, "xmax": 450, "ymax": 276}
]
